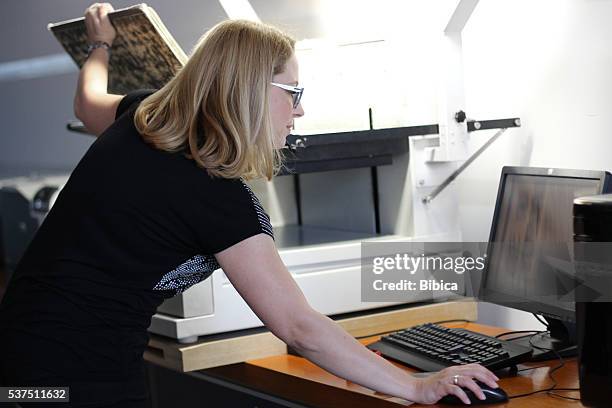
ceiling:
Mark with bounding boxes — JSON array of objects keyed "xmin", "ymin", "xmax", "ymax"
[{"xmin": 0, "ymin": 0, "xmax": 326, "ymax": 64}]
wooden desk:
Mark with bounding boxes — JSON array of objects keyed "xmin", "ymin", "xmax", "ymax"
[
  {"xmin": 146, "ymin": 300, "xmax": 478, "ymax": 372},
  {"xmin": 194, "ymin": 322, "xmax": 582, "ymax": 407}
]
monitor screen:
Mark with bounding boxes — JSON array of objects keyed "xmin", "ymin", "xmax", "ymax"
[{"xmin": 480, "ymin": 167, "xmax": 611, "ymax": 322}]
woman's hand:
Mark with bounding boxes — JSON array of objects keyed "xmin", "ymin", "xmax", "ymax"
[
  {"xmin": 413, "ymin": 364, "xmax": 499, "ymax": 405},
  {"xmin": 84, "ymin": 3, "xmax": 116, "ymax": 45}
]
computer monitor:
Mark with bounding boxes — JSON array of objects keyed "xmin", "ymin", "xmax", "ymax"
[{"xmin": 480, "ymin": 166, "xmax": 611, "ymax": 360}]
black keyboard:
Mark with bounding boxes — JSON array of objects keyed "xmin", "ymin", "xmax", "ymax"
[{"xmin": 367, "ymin": 323, "xmax": 533, "ymax": 372}]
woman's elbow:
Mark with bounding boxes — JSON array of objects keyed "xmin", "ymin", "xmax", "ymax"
[
  {"xmin": 73, "ymin": 94, "xmax": 86, "ymax": 123},
  {"xmin": 73, "ymin": 96, "xmax": 101, "ymax": 135}
]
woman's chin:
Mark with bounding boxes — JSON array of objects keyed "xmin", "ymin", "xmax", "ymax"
[{"xmin": 274, "ymin": 136, "xmax": 288, "ymax": 149}]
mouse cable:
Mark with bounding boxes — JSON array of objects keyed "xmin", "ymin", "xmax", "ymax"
[
  {"xmin": 547, "ymin": 388, "xmax": 580, "ymax": 401},
  {"xmin": 431, "ymin": 319, "xmax": 472, "ymax": 326},
  {"xmin": 507, "ymin": 332, "xmax": 566, "ymax": 399},
  {"xmin": 494, "ymin": 330, "xmax": 549, "ymax": 372},
  {"xmin": 494, "ymin": 330, "xmax": 544, "ymax": 339},
  {"xmin": 354, "ymin": 319, "xmax": 472, "ymax": 340}
]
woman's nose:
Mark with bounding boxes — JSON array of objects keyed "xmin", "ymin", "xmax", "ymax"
[{"xmin": 293, "ymin": 102, "xmax": 304, "ymax": 117}]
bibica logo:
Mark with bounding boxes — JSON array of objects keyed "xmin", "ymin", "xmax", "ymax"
[{"xmin": 373, "ymin": 279, "xmax": 458, "ymax": 292}]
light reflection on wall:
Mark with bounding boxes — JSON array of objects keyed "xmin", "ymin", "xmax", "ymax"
[{"xmin": 292, "ymin": 0, "xmax": 459, "ymax": 135}]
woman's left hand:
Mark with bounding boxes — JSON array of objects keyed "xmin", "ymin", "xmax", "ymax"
[{"xmin": 84, "ymin": 2, "xmax": 116, "ymax": 45}]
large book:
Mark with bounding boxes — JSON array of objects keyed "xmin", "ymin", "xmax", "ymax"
[{"xmin": 48, "ymin": 3, "xmax": 187, "ymax": 95}]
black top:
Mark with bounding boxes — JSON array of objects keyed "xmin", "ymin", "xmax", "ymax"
[{"xmin": 0, "ymin": 90, "xmax": 273, "ymax": 397}]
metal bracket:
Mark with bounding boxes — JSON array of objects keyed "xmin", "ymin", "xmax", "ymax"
[{"xmin": 422, "ymin": 127, "xmax": 508, "ymax": 204}]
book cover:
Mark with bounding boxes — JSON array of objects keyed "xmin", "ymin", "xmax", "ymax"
[{"xmin": 48, "ymin": 3, "xmax": 187, "ymax": 95}]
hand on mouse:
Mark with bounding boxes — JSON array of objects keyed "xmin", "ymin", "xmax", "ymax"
[{"xmin": 414, "ymin": 363, "xmax": 499, "ymax": 405}]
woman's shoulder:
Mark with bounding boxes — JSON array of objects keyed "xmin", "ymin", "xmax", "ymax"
[
  {"xmin": 115, "ymin": 89, "xmax": 157, "ymax": 120},
  {"xmin": 186, "ymin": 174, "xmax": 266, "ymax": 218},
  {"xmin": 192, "ymin": 172, "xmax": 253, "ymax": 197}
]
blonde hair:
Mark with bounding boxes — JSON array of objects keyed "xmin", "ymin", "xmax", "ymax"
[{"xmin": 134, "ymin": 20, "xmax": 295, "ymax": 180}]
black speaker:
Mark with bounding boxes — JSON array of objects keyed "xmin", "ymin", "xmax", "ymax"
[{"xmin": 573, "ymin": 194, "xmax": 612, "ymax": 407}]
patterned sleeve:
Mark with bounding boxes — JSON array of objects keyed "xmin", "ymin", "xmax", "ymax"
[{"xmin": 238, "ymin": 180, "xmax": 275, "ymax": 239}]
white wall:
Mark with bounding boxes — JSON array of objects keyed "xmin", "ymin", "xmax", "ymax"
[{"xmin": 459, "ymin": 0, "xmax": 612, "ymax": 329}]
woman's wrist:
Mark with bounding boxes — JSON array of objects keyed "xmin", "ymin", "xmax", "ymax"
[
  {"xmin": 413, "ymin": 377, "xmax": 431, "ymax": 403},
  {"xmin": 87, "ymin": 40, "xmax": 111, "ymax": 57},
  {"xmin": 89, "ymin": 35, "xmax": 115, "ymax": 46},
  {"xmin": 401, "ymin": 377, "xmax": 423, "ymax": 402},
  {"xmin": 384, "ymin": 368, "xmax": 423, "ymax": 402}
]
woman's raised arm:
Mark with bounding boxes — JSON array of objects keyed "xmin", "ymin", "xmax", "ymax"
[{"xmin": 74, "ymin": 3, "xmax": 123, "ymax": 136}]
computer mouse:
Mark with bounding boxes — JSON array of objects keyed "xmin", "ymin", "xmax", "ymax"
[{"xmin": 438, "ymin": 381, "xmax": 508, "ymax": 405}]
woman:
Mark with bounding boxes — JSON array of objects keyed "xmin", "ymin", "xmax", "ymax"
[{"xmin": 0, "ymin": 3, "xmax": 498, "ymax": 406}]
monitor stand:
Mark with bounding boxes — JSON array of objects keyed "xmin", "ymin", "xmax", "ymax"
[{"xmin": 509, "ymin": 318, "xmax": 577, "ymax": 361}]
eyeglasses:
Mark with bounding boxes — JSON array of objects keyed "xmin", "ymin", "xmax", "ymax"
[{"xmin": 270, "ymin": 82, "xmax": 304, "ymax": 109}]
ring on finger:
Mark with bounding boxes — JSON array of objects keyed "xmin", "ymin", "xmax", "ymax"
[{"xmin": 453, "ymin": 374, "xmax": 460, "ymax": 385}]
